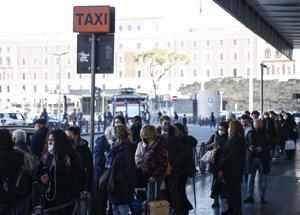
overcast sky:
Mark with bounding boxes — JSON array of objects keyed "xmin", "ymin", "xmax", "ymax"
[{"xmin": 0, "ymin": 0, "xmax": 242, "ymax": 35}]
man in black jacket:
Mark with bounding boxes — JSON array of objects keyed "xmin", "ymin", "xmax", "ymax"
[
  {"xmin": 30, "ymin": 118, "xmax": 49, "ymax": 158},
  {"xmin": 244, "ymin": 119, "xmax": 268, "ymax": 204}
]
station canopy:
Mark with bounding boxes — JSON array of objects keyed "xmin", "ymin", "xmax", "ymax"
[{"xmin": 213, "ymin": 0, "xmax": 300, "ymax": 60}]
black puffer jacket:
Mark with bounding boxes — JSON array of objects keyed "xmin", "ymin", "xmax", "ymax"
[{"xmin": 0, "ymin": 143, "xmax": 23, "ymax": 204}]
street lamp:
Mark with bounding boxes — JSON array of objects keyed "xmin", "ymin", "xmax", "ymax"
[
  {"xmin": 101, "ymin": 92, "xmax": 105, "ymax": 113},
  {"xmin": 220, "ymin": 91, "xmax": 224, "ymax": 112},
  {"xmin": 53, "ymin": 52, "xmax": 68, "ymax": 128},
  {"xmin": 260, "ymin": 63, "xmax": 268, "ymax": 114}
]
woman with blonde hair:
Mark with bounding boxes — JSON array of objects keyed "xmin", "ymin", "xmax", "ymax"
[
  {"xmin": 140, "ymin": 125, "xmax": 168, "ymax": 200},
  {"xmin": 108, "ymin": 125, "xmax": 135, "ymax": 215},
  {"xmin": 220, "ymin": 120, "xmax": 245, "ymax": 215}
]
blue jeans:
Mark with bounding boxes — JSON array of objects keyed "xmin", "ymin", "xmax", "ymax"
[
  {"xmin": 247, "ymin": 158, "xmax": 267, "ymax": 199},
  {"xmin": 112, "ymin": 204, "xmax": 129, "ymax": 215}
]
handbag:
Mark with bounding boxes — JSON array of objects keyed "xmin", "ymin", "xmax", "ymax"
[
  {"xmin": 201, "ymin": 150, "xmax": 214, "ymax": 163},
  {"xmin": 107, "ymin": 167, "xmax": 115, "ymax": 193},
  {"xmin": 98, "ymin": 168, "xmax": 112, "ymax": 193},
  {"xmin": 285, "ymin": 139, "xmax": 295, "ymax": 150}
]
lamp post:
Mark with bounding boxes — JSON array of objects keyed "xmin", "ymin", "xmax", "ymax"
[
  {"xmin": 101, "ymin": 92, "xmax": 105, "ymax": 113},
  {"xmin": 260, "ymin": 63, "xmax": 268, "ymax": 115},
  {"xmin": 220, "ymin": 91, "xmax": 224, "ymax": 113},
  {"xmin": 53, "ymin": 52, "xmax": 68, "ymax": 128}
]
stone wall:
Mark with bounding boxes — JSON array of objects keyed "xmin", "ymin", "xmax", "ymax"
[{"xmin": 179, "ymin": 78, "xmax": 300, "ymax": 112}]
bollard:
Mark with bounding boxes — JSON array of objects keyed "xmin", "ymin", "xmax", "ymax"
[
  {"xmin": 200, "ymin": 142, "xmax": 206, "ymax": 174},
  {"xmin": 97, "ymin": 120, "xmax": 101, "ymax": 132}
]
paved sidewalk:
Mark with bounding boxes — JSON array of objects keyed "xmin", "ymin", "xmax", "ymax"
[{"xmin": 187, "ymin": 148, "xmax": 300, "ymax": 215}]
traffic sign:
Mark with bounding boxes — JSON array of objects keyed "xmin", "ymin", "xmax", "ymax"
[{"xmin": 73, "ymin": 6, "xmax": 111, "ymax": 33}]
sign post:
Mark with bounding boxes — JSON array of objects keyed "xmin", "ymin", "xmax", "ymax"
[{"xmin": 74, "ymin": 6, "xmax": 115, "ymax": 154}]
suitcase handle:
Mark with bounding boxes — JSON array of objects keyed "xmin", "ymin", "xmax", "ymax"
[{"xmin": 147, "ymin": 181, "xmax": 158, "ymax": 201}]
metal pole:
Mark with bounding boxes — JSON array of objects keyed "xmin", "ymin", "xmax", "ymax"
[
  {"xmin": 90, "ymin": 33, "xmax": 96, "ymax": 154},
  {"xmin": 58, "ymin": 56, "xmax": 61, "ymax": 129},
  {"xmin": 260, "ymin": 63, "xmax": 267, "ymax": 115}
]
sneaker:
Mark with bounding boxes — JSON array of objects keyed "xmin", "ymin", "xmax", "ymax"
[
  {"xmin": 260, "ymin": 198, "xmax": 266, "ymax": 204},
  {"xmin": 211, "ymin": 201, "xmax": 220, "ymax": 208},
  {"xmin": 243, "ymin": 197, "xmax": 254, "ymax": 203}
]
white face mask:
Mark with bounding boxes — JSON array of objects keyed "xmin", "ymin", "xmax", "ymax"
[
  {"xmin": 218, "ymin": 130, "xmax": 225, "ymax": 136},
  {"xmin": 48, "ymin": 144, "xmax": 55, "ymax": 155},
  {"xmin": 283, "ymin": 116, "xmax": 288, "ymax": 120}
]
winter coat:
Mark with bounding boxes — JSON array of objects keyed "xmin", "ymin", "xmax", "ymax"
[
  {"xmin": 30, "ymin": 127, "xmax": 49, "ymax": 158},
  {"xmin": 220, "ymin": 136, "xmax": 246, "ymax": 183},
  {"xmin": 141, "ymin": 137, "xmax": 168, "ymax": 182},
  {"xmin": 94, "ymin": 135, "xmax": 110, "ymax": 181},
  {"xmin": 37, "ymin": 150, "xmax": 83, "ymax": 209},
  {"xmin": 182, "ymin": 135, "xmax": 198, "ymax": 176},
  {"xmin": 74, "ymin": 138, "xmax": 93, "ymax": 192},
  {"xmin": 247, "ymin": 128, "xmax": 270, "ymax": 174},
  {"xmin": 0, "ymin": 143, "xmax": 23, "ymax": 204},
  {"xmin": 108, "ymin": 142, "xmax": 136, "ymax": 205},
  {"xmin": 135, "ymin": 141, "xmax": 146, "ymax": 168},
  {"xmin": 282, "ymin": 119, "xmax": 299, "ymax": 143}
]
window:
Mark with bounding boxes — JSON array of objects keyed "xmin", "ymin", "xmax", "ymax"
[
  {"xmin": 233, "ymin": 68, "xmax": 237, "ymax": 77},
  {"xmin": 137, "ymin": 25, "xmax": 141, "ymax": 31},
  {"xmin": 6, "ymin": 57, "xmax": 11, "ymax": 65},
  {"xmin": 193, "ymin": 41, "xmax": 197, "ymax": 48},
  {"xmin": 206, "ymin": 40, "xmax": 210, "ymax": 47},
  {"xmin": 233, "ymin": 52, "xmax": 238, "ymax": 61},
  {"xmin": 137, "ymin": 70, "xmax": 141, "ymax": 78},
  {"xmin": 67, "ymin": 58, "xmax": 71, "ymax": 65},
  {"xmin": 180, "ymin": 41, "xmax": 185, "ymax": 48},
  {"xmin": 118, "ymin": 25, "xmax": 123, "ymax": 31},
  {"xmin": 137, "ymin": 85, "xmax": 141, "ymax": 89},
  {"xmin": 0, "ymin": 57, "xmax": 2, "ymax": 65},
  {"xmin": 118, "ymin": 56, "xmax": 123, "ymax": 64},
  {"xmin": 246, "ymin": 52, "xmax": 250, "ymax": 60},
  {"xmin": 22, "ymin": 73, "xmax": 26, "ymax": 80},
  {"xmin": 193, "ymin": 54, "xmax": 197, "ymax": 62},
  {"xmin": 33, "ymin": 73, "xmax": 37, "ymax": 80},
  {"xmin": 7, "ymin": 86, "xmax": 10, "ymax": 93},
  {"xmin": 68, "ymin": 72, "xmax": 71, "ymax": 79},
  {"xmin": 168, "ymin": 83, "xmax": 171, "ymax": 91},
  {"xmin": 118, "ymin": 44, "xmax": 123, "ymax": 49},
  {"xmin": 220, "ymin": 68, "xmax": 224, "ymax": 77},
  {"xmin": 266, "ymin": 67, "xmax": 270, "ymax": 75},
  {"xmin": 220, "ymin": 40, "xmax": 224, "ymax": 46},
  {"xmin": 44, "ymin": 58, "xmax": 48, "ymax": 65},
  {"xmin": 276, "ymin": 67, "xmax": 280, "ymax": 75},
  {"xmin": 233, "ymin": 39, "xmax": 238, "ymax": 46},
  {"xmin": 193, "ymin": 69, "xmax": 197, "ymax": 77},
  {"xmin": 206, "ymin": 53, "xmax": 210, "ymax": 61},
  {"xmin": 6, "ymin": 47, "xmax": 10, "ymax": 53},
  {"xmin": 219, "ymin": 53, "xmax": 224, "ymax": 61},
  {"xmin": 34, "ymin": 85, "xmax": 37, "ymax": 93},
  {"xmin": 22, "ymin": 58, "xmax": 26, "ymax": 66},
  {"xmin": 180, "ymin": 69, "xmax": 184, "ymax": 77},
  {"xmin": 264, "ymin": 49, "xmax": 271, "ymax": 59},
  {"xmin": 137, "ymin": 43, "xmax": 141, "ymax": 49},
  {"xmin": 206, "ymin": 69, "xmax": 210, "ymax": 76},
  {"xmin": 246, "ymin": 68, "xmax": 250, "ymax": 76},
  {"xmin": 22, "ymin": 85, "xmax": 26, "ymax": 91},
  {"xmin": 45, "ymin": 85, "xmax": 48, "ymax": 92},
  {"xmin": 119, "ymin": 71, "xmax": 123, "ymax": 78},
  {"xmin": 275, "ymin": 51, "xmax": 281, "ymax": 59},
  {"xmin": 287, "ymin": 66, "xmax": 291, "ymax": 75},
  {"xmin": 128, "ymin": 25, "xmax": 132, "ymax": 31}
]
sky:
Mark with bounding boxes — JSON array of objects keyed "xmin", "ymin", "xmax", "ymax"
[{"xmin": 0, "ymin": 0, "xmax": 242, "ymax": 35}]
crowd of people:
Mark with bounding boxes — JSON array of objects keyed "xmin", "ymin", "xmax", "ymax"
[
  {"xmin": 205, "ymin": 110, "xmax": 299, "ymax": 214},
  {"xmin": 0, "ymin": 109, "xmax": 299, "ymax": 215}
]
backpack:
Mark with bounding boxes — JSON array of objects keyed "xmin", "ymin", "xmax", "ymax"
[{"xmin": 14, "ymin": 147, "xmax": 40, "ymax": 176}]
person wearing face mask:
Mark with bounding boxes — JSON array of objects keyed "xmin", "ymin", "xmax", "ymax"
[
  {"xmin": 37, "ymin": 129, "xmax": 83, "ymax": 215},
  {"xmin": 276, "ymin": 114, "xmax": 285, "ymax": 153},
  {"xmin": 205, "ymin": 122, "xmax": 228, "ymax": 208},
  {"xmin": 262, "ymin": 112, "xmax": 275, "ymax": 161},
  {"xmin": 282, "ymin": 112, "xmax": 299, "ymax": 160},
  {"xmin": 140, "ymin": 125, "xmax": 168, "ymax": 200}
]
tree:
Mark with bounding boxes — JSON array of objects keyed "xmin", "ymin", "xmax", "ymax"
[{"xmin": 135, "ymin": 48, "xmax": 189, "ymax": 109}]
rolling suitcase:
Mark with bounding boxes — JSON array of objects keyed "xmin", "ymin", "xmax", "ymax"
[{"xmin": 142, "ymin": 182, "xmax": 169, "ymax": 215}]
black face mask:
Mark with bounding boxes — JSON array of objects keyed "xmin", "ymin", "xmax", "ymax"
[{"xmin": 142, "ymin": 138, "xmax": 149, "ymax": 145}]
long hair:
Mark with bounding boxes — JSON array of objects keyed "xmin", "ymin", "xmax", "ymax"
[
  {"xmin": 173, "ymin": 123, "xmax": 187, "ymax": 137},
  {"xmin": 228, "ymin": 120, "xmax": 245, "ymax": 140},
  {"xmin": 114, "ymin": 125, "xmax": 131, "ymax": 144},
  {"xmin": 140, "ymin": 125, "xmax": 158, "ymax": 144},
  {"xmin": 113, "ymin": 115, "xmax": 126, "ymax": 127},
  {"xmin": 47, "ymin": 129, "xmax": 75, "ymax": 167}
]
